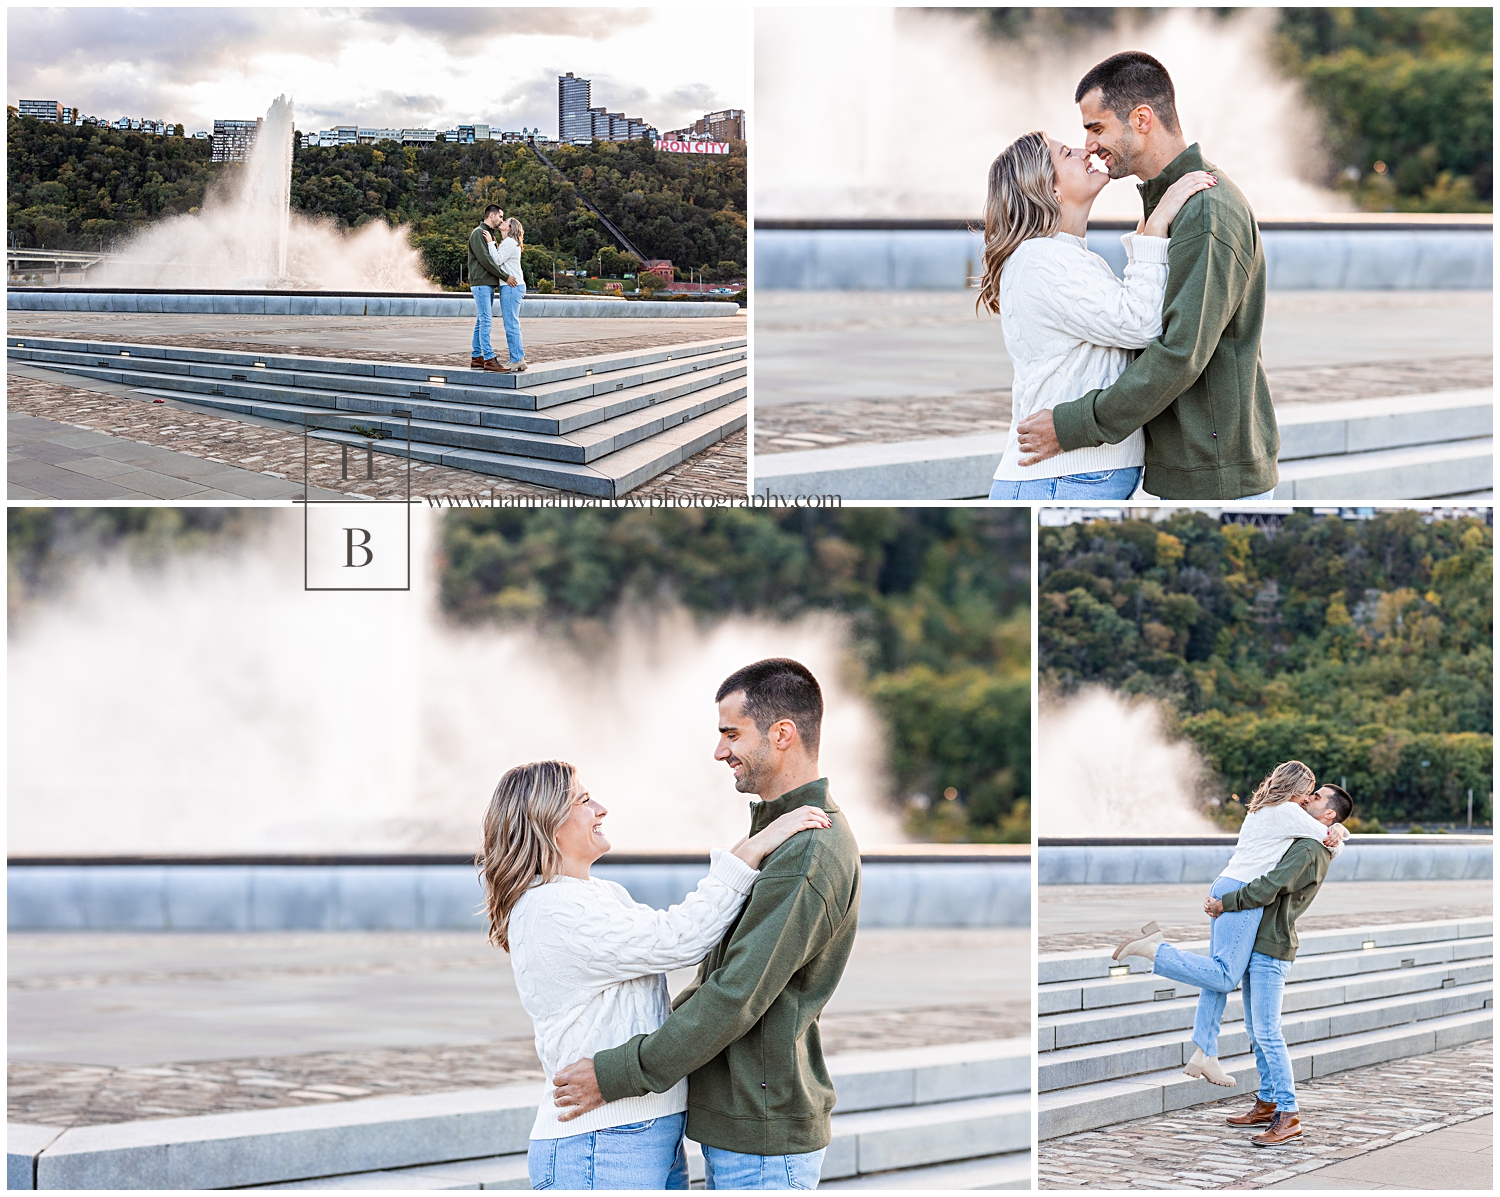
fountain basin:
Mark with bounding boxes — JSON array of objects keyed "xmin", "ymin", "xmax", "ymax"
[{"xmin": 7, "ymin": 289, "xmax": 740, "ymax": 318}]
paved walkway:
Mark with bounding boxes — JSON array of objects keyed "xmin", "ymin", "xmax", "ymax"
[
  {"xmin": 8, "ymin": 927, "xmax": 1026, "ymax": 1127},
  {"xmin": 1038, "ymin": 1039, "xmax": 1493, "ymax": 1190},
  {"xmin": 1264, "ymin": 1114, "xmax": 1491, "ymax": 1190}
]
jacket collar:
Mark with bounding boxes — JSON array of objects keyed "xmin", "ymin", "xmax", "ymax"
[
  {"xmin": 1138, "ymin": 143, "xmax": 1204, "ymax": 218},
  {"xmin": 749, "ymin": 777, "xmax": 836, "ymax": 835}
]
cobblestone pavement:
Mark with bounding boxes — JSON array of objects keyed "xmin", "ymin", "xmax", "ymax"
[
  {"xmin": 8, "ymin": 375, "xmax": 746, "ymax": 501},
  {"xmin": 1039, "ymin": 904, "xmax": 1494, "ymax": 955},
  {"xmin": 8, "ymin": 1000, "xmax": 1026, "ymax": 1128},
  {"xmin": 1038, "ymin": 1038, "xmax": 1493, "ymax": 1190},
  {"xmin": 752, "ymin": 356, "xmax": 1492, "ymax": 456}
]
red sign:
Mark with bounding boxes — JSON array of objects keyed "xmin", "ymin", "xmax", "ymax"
[{"xmin": 654, "ymin": 139, "xmax": 730, "ymax": 156}]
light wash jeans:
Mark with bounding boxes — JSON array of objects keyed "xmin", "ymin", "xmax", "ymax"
[
  {"xmin": 988, "ymin": 467, "xmax": 1141, "ymax": 501},
  {"xmin": 1151, "ymin": 874, "xmax": 1262, "ymax": 1057},
  {"xmin": 500, "ymin": 281, "xmax": 527, "ymax": 363},
  {"xmin": 527, "ymin": 1112, "xmax": 688, "ymax": 1190},
  {"xmin": 702, "ymin": 1144, "xmax": 827, "ymax": 1190},
  {"xmin": 1243, "ymin": 951, "xmax": 1297, "ymax": 1112},
  {"xmin": 470, "ymin": 285, "xmax": 495, "ymax": 361}
]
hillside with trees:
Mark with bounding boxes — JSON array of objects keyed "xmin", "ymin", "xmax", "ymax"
[
  {"xmin": 7, "ymin": 114, "xmax": 746, "ymax": 282},
  {"xmin": 440, "ymin": 509, "xmax": 1032, "ymax": 842},
  {"xmin": 1039, "ymin": 510, "xmax": 1492, "ymax": 826}
]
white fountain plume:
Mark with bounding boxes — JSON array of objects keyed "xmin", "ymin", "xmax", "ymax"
[{"xmin": 91, "ymin": 96, "xmax": 434, "ymax": 292}]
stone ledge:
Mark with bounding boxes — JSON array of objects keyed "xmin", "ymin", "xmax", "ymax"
[
  {"xmin": 7, "ymin": 293, "xmax": 740, "ymax": 318},
  {"xmin": 1038, "ymin": 842, "xmax": 1494, "ymax": 886}
]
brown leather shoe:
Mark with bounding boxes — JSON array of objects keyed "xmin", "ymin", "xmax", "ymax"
[
  {"xmin": 1226, "ymin": 1099, "xmax": 1278, "ymax": 1126},
  {"xmin": 482, "ymin": 358, "xmax": 514, "ymax": 373},
  {"xmin": 1251, "ymin": 1112, "xmax": 1302, "ymax": 1146},
  {"xmin": 470, "ymin": 356, "xmax": 484, "ymax": 369}
]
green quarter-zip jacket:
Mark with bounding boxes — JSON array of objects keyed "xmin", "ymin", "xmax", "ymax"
[
  {"xmin": 467, "ymin": 224, "xmax": 505, "ymax": 289},
  {"xmin": 593, "ymin": 778, "xmax": 861, "ymax": 1155},
  {"xmin": 1050, "ymin": 144, "xmax": 1280, "ymax": 499},
  {"xmin": 1219, "ymin": 836, "xmax": 1332, "ymax": 961}
]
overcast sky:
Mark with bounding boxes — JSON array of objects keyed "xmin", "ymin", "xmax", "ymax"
[{"xmin": 8, "ymin": 7, "xmax": 749, "ymax": 137}]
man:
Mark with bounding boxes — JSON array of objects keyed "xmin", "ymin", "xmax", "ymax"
[
  {"xmin": 552, "ymin": 658, "xmax": 861, "ymax": 1189},
  {"xmin": 1016, "ymin": 51, "xmax": 1279, "ymax": 500},
  {"xmin": 467, "ymin": 204, "xmax": 516, "ymax": 373},
  {"xmin": 1115, "ymin": 784, "xmax": 1355, "ymax": 1148}
]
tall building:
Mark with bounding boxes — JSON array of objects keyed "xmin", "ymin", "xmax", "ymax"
[
  {"xmin": 558, "ymin": 72, "xmax": 591, "ymax": 142},
  {"xmin": 666, "ymin": 108, "xmax": 746, "ymax": 142},
  {"xmin": 19, "ymin": 100, "xmax": 64, "ymax": 122},
  {"xmin": 212, "ymin": 117, "xmax": 261, "ymax": 162}
]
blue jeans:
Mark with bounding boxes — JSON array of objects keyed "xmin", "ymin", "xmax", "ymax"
[
  {"xmin": 1244, "ymin": 951, "xmax": 1297, "ymax": 1112},
  {"xmin": 528, "ymin": 1113, "xmax": 688, "ymax": 1190},
  {"xmin": 470, "ymin": 285, "xmax": 495, "ymax": 361},
  {"xmin": 703, "ymin": 1144, "xmax": 827, "ymax": 1190},
  {"xmin": 1152, "ymin": 874, "xmax": 1262, "ymax": 1057},
  {"xmin": 988, "ymin": 467, "xmax": 1141, "ymax": 501},
  {"xmin": 1241, "ymin": 489, "xmax": 1277, "ymax": 500},
  {"xmin": 500, "ymin": 281, "xmax": 526, "ymax": 363}
]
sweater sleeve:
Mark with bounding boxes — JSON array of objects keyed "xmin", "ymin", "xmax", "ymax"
[
  {"xmin": 1282, "ymin": 803, "xmax": 1344, "ymax": 857},
  {"xmin": 531, "ymin": 849, "xmax": 758, "ymax": 987},
  {"xmin": 1219, "ymin": 840, "xmax": 1323, "ymax": 912},
  {"xmin": 594, "ymin": 868, "xmax": 835, "ymax": 1101},
  {"xmin": 1021, "ymin": 235, "xmax": 1170, "ymax": 352},
  {"xmin": 1051, "ymin": 226, "xmax": 1249, "ymax": 450}
]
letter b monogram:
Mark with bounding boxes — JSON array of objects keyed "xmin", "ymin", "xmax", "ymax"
[{"xmin": 345, "ymin": 528, "xmax": 373, "ymax": 568}]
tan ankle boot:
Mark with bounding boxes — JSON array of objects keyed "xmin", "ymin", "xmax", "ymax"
[
  {"xmin": 1251, "ymin": 1112, "xmax": 1302, "ymax": 1146},
  {"xmin": 1184, "ymin": 1047, "xmax": 1236, "ymax": 1087},
  {"xmin": 1111, "ymin": 920, "xmax": 1165, "ymax": 963}
]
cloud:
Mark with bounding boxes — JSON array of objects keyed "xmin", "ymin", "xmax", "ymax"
[{"xmin": 356, "ymin": 7, "xmax": 654, "ymax": 54}]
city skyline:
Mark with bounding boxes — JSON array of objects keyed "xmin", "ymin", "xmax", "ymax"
[{"xmin": 8, "ymin": 7, "xmax": 748, "ymax": 147}]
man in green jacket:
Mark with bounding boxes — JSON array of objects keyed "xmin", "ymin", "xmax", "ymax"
[
  {"xmin": 1016, "ymin": 51, "xmax": 1279, "ymax": 499},
  {"xmin": 467, "ymin": 204, "xmax": 515, "ymax": 373},
  {"xmin": 552, "ymin": 658, "xmax": 861, "ymax": 1188}
]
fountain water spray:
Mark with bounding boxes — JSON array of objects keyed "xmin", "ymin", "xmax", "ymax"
[{"xmin": 92, "ymin": 96, "xmax": 434, "ymax": 292}]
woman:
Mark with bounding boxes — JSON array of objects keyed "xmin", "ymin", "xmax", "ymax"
[
  {"xmin": 1112, "ymin": 761, "xmax": 1347, "ymax": 1086},
  {"xmin": 977, "ymin": 131, "xmax": 1216, "ymax": 500},
  {"xmin": 478, "ymin": 759, "xmax": 829, "ymax": 1190},
  {"xmin": 486, "ymin": 217, "xmax": 528, "ymax": 372}
]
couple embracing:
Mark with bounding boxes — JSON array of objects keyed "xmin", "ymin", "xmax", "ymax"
[
  {"xmin": 982, "ymin": 51, "xmax": 1280, "ymax": 501},
  {"xmin": 478, "ymin": 659, "xmax": 859, "ymax": 1190},
  {"xmin": 468, "ymin": 204, "xmax": 528, "ymax": 373},
  {"xmin": 1114, "ymin": 762, "xmax": 1356, "ymax": 1147}
]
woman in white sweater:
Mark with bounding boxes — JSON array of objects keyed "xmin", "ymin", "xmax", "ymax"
[
  {"xmin": 976, "ymin": 130, "xmax": 1217, "ymax": 500},
  {"xmin": 478, "ymin": 759, "xmax": 829, "ymax": 1190},
  {"xmin": 484, "ymin": 218, "xmax": 528, "ymax": 371},
  {"xmin": 1112, "ymin": 761, "xmax": 1349, "ymax": 1086}
]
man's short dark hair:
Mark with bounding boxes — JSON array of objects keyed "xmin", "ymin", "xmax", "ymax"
[
  {"xmin": 1320, "ymin": 784, "xmax": 1354, "ymax": 824},
  {"xmin": 483, "ymin": 204, "xmax": 503, "ymax": 218},
  {"xmin": 1075, "ymin": 51, "xmax": 1181, "ymax": 136},
  {"xmin": 716, "ymin": 658, "xmax": 823, "ymax": 755}
]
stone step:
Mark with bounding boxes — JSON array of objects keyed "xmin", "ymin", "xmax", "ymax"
[
  {"xmin": 1041, "ymin": 956, "xmax": 1493, "ymax": 1053},
  {"xmin": 310, "ymin": 396, "xmax": 748, "ymax": 498},
  {"xmin": 1039, "ymin": 977, "xmax": 1493, "ymax": 1092},
  {"xmin": 5, "ymin": 345, "xmax": 744, "ymax": 420},
  {"xmin": 1038, "ymin": 1007, "xmax": 1493, "ymax": 1139},
  {"xmin": 22, "ymin": 1039, "xmax": 1026, "ymax": 1189},
  {"xmin": 1037, "ymin": 917, "xmax": 1492, "ymax": 985},
  {"xmin": 1273, "ymin": 436, "xmax": 1494, "ymax": 499},
  {"xmin": 144, "ymin": 376, "xmax": 746, "ymax": 466},
  {"xmin": 7, "ymin": 334, "xmax": 747, "ymax": 395},
  {"xmin": 819, "ymin": 1150, "xmax": 1031, "ymax": 1190},
  {"xmin": 1040, "ymin": 930, "xmax": 1493, "ymax": 1015},
  {"xmin": 1274, "ymin": 388, "xmax": 1492, "ymax": 461}
]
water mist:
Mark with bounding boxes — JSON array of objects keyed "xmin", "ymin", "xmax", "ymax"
[
  {"xmin": 93, "ymin": 95, "xmax": 435, "ymax": 292},
  {"xmin": 757, "ymin": 8, "xmax": 1349, "ymax": 220},
  {"xmin": 8, "ymin": 512, "xmax": 903, "ymax": 856},
  {"xmin": 1035, "ymin": 687, "xmax": 1217, "ymax": 836}
]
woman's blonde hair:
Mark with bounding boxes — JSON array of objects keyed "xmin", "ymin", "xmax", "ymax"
[
  {"xmin": 1246, "ymin": 760, "xmax": 1317, "ymax": 814},
  {"xmin": 976, "ymin": 130, "xmax": 1061, "ymax": 315},
  {"xmin": 476, "ymin": 759, "xmax": 576, "ymax": 951},
  {"xmin": 506, "ymin": 217, "xmax": 524, "ymax": 245}
]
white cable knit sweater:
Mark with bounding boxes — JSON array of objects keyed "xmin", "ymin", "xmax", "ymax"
[
  {"xmin": 992, "ymin": 231, "xmax": 1171, "ymax": 482},
  {"xmin": 1222, "ymin": 801, "xmax": 1345, "ymax": 883},
  {"xmin": 508, "ymin": 848, "xmax": 760, "ymax": 1139}
]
